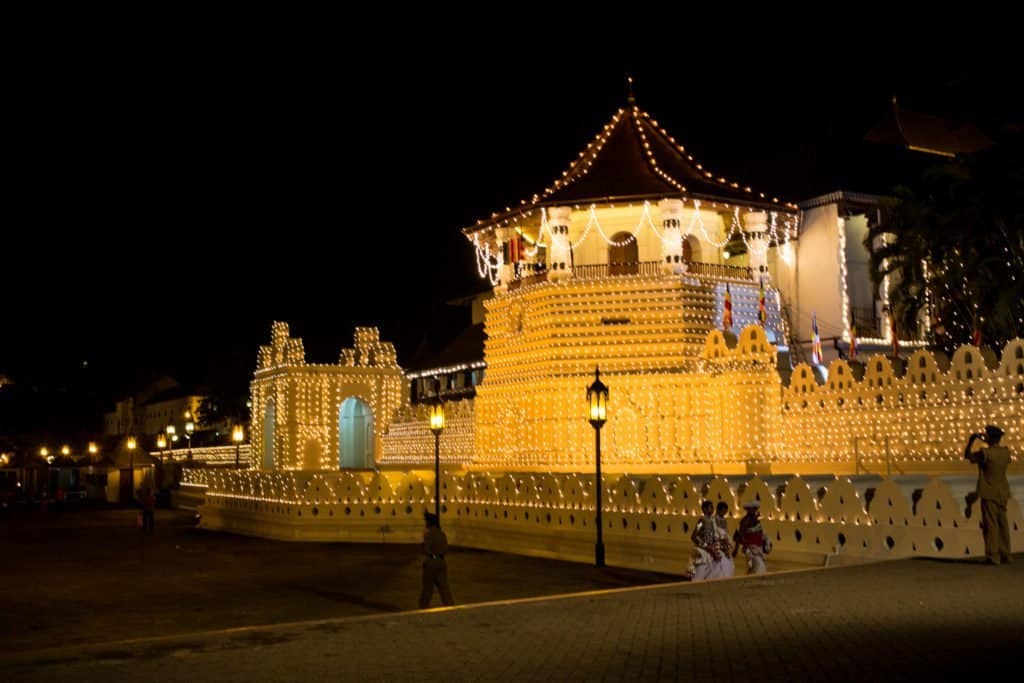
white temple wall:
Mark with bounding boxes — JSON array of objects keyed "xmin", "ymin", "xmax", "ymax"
[
  {"xmin": 795, "ymin": 203, "xmax": 844, "ymax": 348},
  {"xmin": 844, "ymin": 214, "xmax": 874, "ymax": 321}
]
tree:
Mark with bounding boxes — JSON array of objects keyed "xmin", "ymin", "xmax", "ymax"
[{"xmin": 867, "ymin": 132, "xmax": 1023, "ymax": 353}]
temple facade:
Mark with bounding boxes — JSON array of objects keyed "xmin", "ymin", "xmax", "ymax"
[{"xmin": 192, "ymin": 97, "xmax": 1022, "ymax": 568}]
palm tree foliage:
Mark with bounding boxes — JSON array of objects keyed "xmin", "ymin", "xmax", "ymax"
[{"xmin": 867, "ymin": 134, "xmax": 1023, "ymax": 353}]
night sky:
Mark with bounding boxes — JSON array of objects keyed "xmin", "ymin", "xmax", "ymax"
[{"xmin": 2, "ymin": 23, "xmax": 1020, "ymax": 441}]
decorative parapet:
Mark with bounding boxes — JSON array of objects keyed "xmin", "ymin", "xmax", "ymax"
[
  {"xmin": 149, "ymin": 445, "xmax": 251, "ymax": 464},
  {"xmin": 196, "ymin": 469, "xmax": 1023, "ymax": 571},
  {"xmin": 781, "ymin": 340, "xmax": 1023, "ymax": 468},
  {"xmin": 700, "ymin": 325, "xmax": 777, "ymax": 369}
]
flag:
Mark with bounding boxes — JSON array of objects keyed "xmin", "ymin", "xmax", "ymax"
[
  {"xmin": 509, "ymin": 233, "xmax": 522, "ymax": 263},
  {"xmin": 849, "ymin": 322, "xmax": 858, "ymax": 361},
  {"xmin": 972, "ymin": 325, "xmax": 982, "ymax": 347},
  {"xmin": 758, "ymin": 279, "xmax": 767, "ymax": 326},
  {"xmin": 891, "ymin": 318, "xmax": 900, "ymax": 358},
  {"xmin": 722, "ymin": 284, "xmax": 733, "ymax": 329},
  {"xmin": 811, "ymin": 312, "xmax": 822, "ymax": 365}
]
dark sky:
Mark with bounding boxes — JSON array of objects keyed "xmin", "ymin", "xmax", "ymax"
[{"xmin": 2, "ymin": 21, "xmax": 1020, "ymax": 439}]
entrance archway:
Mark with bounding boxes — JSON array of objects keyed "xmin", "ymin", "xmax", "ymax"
[
  {"xmin": 608, "ymin": 232, "xmax": 639, "ymax": 275},
  {"xmin": 683, "ymin": 235, "xmax": 702, "ymax": 264},
  {"xmin": 339, "ymin": 397, "xmax": 375, "ymax": 469},
  {"xmin": 262, "ymin": 400, "xmax": 276, "ymax": 469}
]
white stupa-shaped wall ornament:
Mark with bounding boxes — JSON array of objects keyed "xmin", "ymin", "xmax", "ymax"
[
  {"xmin": 547, "ymin": 206, "xmax": 573, "ymax": 282},
  {"xmin": 743, "ymin": 211, "xmax": 770, "ymax": 284},
  {"xmin": 659, "ymin": 198, "xmax": 685, "ymax": 274}
]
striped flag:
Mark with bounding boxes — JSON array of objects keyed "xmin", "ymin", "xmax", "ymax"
[
  {"xmin": 811, "ymin": 312, "xmax": 823, "ymax": 364},
  {"xmin": 510, "ymin": 234, "xmax": 522, "ymax": 263},
  {"xmin": 758, "ymin": 279, "xmax": 767, "ymax": 326},
  {"xmin": 722, "ymin": 284, "xmax": 733, "ymax": 329}
]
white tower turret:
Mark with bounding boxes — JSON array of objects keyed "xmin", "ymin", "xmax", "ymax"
[
  {"xmin": 743, "ymin": 211, "xmax": 771, "ymax": 284},
  {"xmin": 547, "ymin": 206, "xmax": 573, "ymax": 282},
  {"xmin": 659, "ymin": 199, "xmax": 685, "ymax": 274}
]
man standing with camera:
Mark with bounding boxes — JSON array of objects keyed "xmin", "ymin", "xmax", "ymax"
[{"xmin": 964, "ymin": 425, "xmax": 1013, "ymax": 565}]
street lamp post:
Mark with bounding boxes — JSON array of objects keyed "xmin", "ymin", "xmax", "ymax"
[
  {"xmin": 127, "ymin": 437, "xmax": 137, "ymax": 501},
  {"xmin": 428, "ymin": 399, "xmax": 445, "ymax": 525},
  {"xmin": 586, "ymin": 366, "xmax": 608, "ymax": 567},
  {"xmin": 184, "ymin": 413, "xmax": 195, "ymax": 463},
  {"xmin": 232, "ymin": 425, "xmax": 245, "ymax": 469},
  {"xmin": 164, "ymin": 425, "xmax": 175, "ymax": 463}
]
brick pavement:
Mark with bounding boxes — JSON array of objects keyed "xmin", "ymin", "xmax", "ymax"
[{"xmin": 5, "ymin": 554, "xmax": 1021, "ymax": 682}]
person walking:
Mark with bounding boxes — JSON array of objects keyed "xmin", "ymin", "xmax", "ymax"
[
  {"xmin": 686, "ymin": 500, "xmax": 718, "ymax": 581},
  {"xmin": 734, "ymin": 500, "xmax": 771, "ymax": 575},
  {"xmin": 141, "ymin": 487, "xmax": 156, "ymax": 532},
  {"xmin": 964, "ymin": 425, "xmax": 1013, "ymax": 564},
  {"xmin": 713, "ymin": 501, "xmax": 735, "ymax": 578},
  {"xmin": 419, "ymin": 512, "xmax": 454, "ymax": 608}
]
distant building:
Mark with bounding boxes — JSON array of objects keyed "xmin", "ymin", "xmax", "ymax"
[{"xmin": 103, "ymin": 377, "xmax": 204, "ymax": 441}]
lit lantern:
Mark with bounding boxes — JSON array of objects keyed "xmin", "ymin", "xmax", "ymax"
[
  {"xmin": 429, "ymin": 397, "xmax": 445, "ymax": 525},
  {"xmin": 586, "ymin": 366, "xmax": 608, "ymax": 567},
  {"xmin": 429, "ymin": 401, "xmax": 446, "ymax": 435},
  {"xmin": 587, "ymin": 367, "xmax": 608, "ymax": 427},
  {"xmin": 232, "ymin": 425, "xmax": 245, "ymax": 469}
]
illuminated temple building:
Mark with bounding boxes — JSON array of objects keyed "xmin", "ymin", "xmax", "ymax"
[{"xmin": 188, "ymin": 96, "xmax": 1022, "ymax": 568}]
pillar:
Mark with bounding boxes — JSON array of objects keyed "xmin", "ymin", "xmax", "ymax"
[
  {"xmin": 659, "ymin": 199, "xmax": 684, "ymax": 274},
  {"xmin": 547, "ymin": 206, "xmax": 573, "ymax": 282},
  {"xmin": 744, "ymin": 211, "xmax": 770, "ymax": 284}
]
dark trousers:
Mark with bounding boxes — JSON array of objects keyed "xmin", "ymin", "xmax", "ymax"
[
  {"xmin": 419, "ymin": 558, "xmax": 454, "ymax": 608},
  {"xmin": 142, "ymin": 510, "xmax": 155, "ymax": 531},
  {"xmin": 981, "ymin": 499, "xmax": 1010, "ymax": 562}
]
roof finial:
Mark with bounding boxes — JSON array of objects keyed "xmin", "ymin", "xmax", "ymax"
[{"xmin": 626, "ymin": 74, "xmax": 636, "ymax": 105}]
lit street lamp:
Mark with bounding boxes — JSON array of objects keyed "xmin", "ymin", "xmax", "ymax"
[
  {"xmin": 429, "ymin": 399, "xmax": 445, "ymax": 525},
  {"xmin": 61, "ymin": 445, "xmax": 71, "ymax": 457},
  {"xmin": 88, "ymin": 442, "xmax": 98, "ymax": 458},
  {"xmin": 127, "ymin": 437, "xmax": 137, "ymax": 501},
  {"xmin": 184, "ymin": 414, "xmax": 195, "ymax": 463},
  {"xmin": 164, "ymin": 425, "xmax": 175, "ymax": 462},
  {"xmin": 586, "ymin": 366, "xmax": 608, "ymax": 567},
  {"xmin": 232, "ymin": 424, "xmax": 245, "ymax": 469}
]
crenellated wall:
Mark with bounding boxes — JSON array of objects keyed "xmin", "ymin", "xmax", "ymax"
[
  {"xmin": 190, "ymin": 468, "xmax": 1024, "ymax": 573},
  {"xmin": 781, "ymin": 340, "xmax": 1023, "ymax": 472}
]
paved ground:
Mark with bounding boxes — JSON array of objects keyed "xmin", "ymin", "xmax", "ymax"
[
  {"xmin": 5, "ymin": 504, "xmax": 1019, "ymax": 681},
  {"xmin": 0, "ymin": 503, "xmax": 691, "ymax": 652}
]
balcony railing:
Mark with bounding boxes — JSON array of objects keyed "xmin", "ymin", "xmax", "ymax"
[
  {"xmin": 507, "ymin": 260, "xmax": 752, "ymax": 289},
  {"xmin": 851, "ymin": 306, "xmax": 883, "ymax": 339}
]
